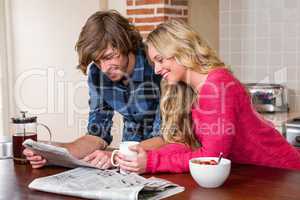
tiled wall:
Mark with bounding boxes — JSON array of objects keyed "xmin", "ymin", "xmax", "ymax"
[{"xmin": 219, "ymin": 0, "xmax": 300, "ymax": 112}]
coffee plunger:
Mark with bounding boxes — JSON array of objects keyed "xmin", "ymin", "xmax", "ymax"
[{"xmin": 11, "ymin": 111, "xmax": 52, "ymax": 164}]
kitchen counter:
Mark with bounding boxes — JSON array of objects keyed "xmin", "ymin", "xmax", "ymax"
[
  {"xmin": 261, "ymin": 112, "xmax": 300, "ymax": 133},
  {"xmin": 1, "ymin": 159, "xmax": 300, "ymax": 200},
  {"xmin": 262, "ymin": 112, "xmax": 300, "ymax": 126}
]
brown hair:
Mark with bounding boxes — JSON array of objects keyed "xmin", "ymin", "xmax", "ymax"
[{"xmin": 75, "ymin": 10, "xmax": 143, "ymax": 74}]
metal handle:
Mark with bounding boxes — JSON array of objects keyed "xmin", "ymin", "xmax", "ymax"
[
  {"xmin": 295, "ymin": 136, "xmax": 300, "ymax": 143},
  {"xmin": 37, "ymin": 123, "xmax": 52, "ymax": 142},
  {"xmin": 20, "ymin": 111, "xmax": 28, "ymax": 118}
]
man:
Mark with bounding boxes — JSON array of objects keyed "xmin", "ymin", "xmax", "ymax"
[{"xmin": 23, "ymin": 10, "xmax": 163, "ymax": 169}]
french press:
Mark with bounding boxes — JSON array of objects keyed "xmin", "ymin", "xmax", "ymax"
[{"xmin": 11, "ymin": 111, "xmax": 52, "ymax": 164}]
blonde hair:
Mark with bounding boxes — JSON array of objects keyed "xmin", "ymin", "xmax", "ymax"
[{"xmin": 146, "ymin": 20, "xmax": 225, "ymax": 148}]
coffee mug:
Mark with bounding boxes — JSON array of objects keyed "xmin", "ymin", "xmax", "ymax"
[{"xmin": 111, "ymin": 141, "xmax": 140, "ymax": 174}]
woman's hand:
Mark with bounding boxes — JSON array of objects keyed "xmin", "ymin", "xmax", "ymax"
[
  {"xmin": 117, "ymin": 145, "xmax": 147, "ymax": 174},
  {"xmin": 82, "ymin": 150, "xmax": 113, "ymax": 169}
]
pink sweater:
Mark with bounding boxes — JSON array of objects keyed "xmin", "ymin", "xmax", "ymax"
[{"xmin": 146, "ymin": 68, "xmax": 300, "ymax": 173}]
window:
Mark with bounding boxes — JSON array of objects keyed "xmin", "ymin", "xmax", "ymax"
[
  {"xmin": 0, "ymin": 0, "xmax": 9, "ymax": 136},
  {"xmin": 0, "ymin": 75, "xmax": 3, "ymax": 135}
]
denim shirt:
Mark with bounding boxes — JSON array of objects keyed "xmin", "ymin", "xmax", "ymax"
[{"xmin": 87, "ymin": 48, "xmax": 161, "ymax": 145}]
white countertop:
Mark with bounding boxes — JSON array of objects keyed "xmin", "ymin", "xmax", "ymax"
[{"xmin": 261, "ymin": 112, "xmax": 300, "ymax": 127}]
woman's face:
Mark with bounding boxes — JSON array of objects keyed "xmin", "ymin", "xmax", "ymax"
[{"xmin": 147, "ymin": 44, "xmax": 186, "ymax": 85}]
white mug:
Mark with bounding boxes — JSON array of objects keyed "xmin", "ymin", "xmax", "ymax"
[{"xmin": 111, "ymin": 141, "xmax": 140, "ymax": 174}]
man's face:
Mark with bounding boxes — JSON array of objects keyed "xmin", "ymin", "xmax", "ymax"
[{"xmin": 95, "ymin": 46, "xmax": 129, "ymax": 82}]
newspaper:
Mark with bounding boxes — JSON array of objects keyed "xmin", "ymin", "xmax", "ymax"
[
  {"xmin": 29, "ymin": 167, "xmax": 185, "ymax": 200},
  {"xmin": 22, "ymin": 139, "xmax": 96, "ymax": 168},
  {"xmin": 24, "ymin": 139, "xmax": 184, "ymax": 199}
]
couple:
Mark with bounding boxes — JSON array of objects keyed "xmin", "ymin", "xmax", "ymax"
[{"xmin": 24, "ymin": 10, "xmax": 300, "ymax": 174}]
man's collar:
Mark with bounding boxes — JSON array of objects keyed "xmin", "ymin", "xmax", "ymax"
[{"xmin": 130, "ymin": 48, "xmax": 145, "ymax": 82}]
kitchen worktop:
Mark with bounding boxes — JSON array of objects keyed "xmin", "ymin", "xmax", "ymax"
[
  {"xmin": 1, "ymin": 159, "xmax": 300, "ymax": 200},
  {"xmin": 261, "ymin": 112, "xmax": 300, "ymax": 133}
]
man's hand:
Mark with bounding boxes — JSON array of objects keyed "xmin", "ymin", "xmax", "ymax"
[
  {"xmin": 117, "ymin": 145, "xmax": 147, "ymax": 174},
  {"xmin": 61, "ymin": 135, "xmax": 107, "ymax": 159},
  {"xmin": 82, "ymin": 150, "xmax": 113, "ymax": 169},
  {"xmin": 23, "ymin": 148, "xmax": 47, "ymax": 169},
  {"xmin": 22, "ymin": 135, "xmax": 108, "ymax": 169}
]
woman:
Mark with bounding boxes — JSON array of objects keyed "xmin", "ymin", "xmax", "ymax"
[{"xmin": 116, "ymin": 20, "xmax": 300, "ymax": 174}]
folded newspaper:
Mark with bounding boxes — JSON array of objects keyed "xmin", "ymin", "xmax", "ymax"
[
  {"xmin": 24, "ymin": 139, "xmax": 185, "ymax": 199},
  {"xmin": 23, "ymin": 139, "xmax": 96, "ymax": 168},
  {"xmin": 29, "ymin": 167, "xmax": 184, "ymax": 200}
]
